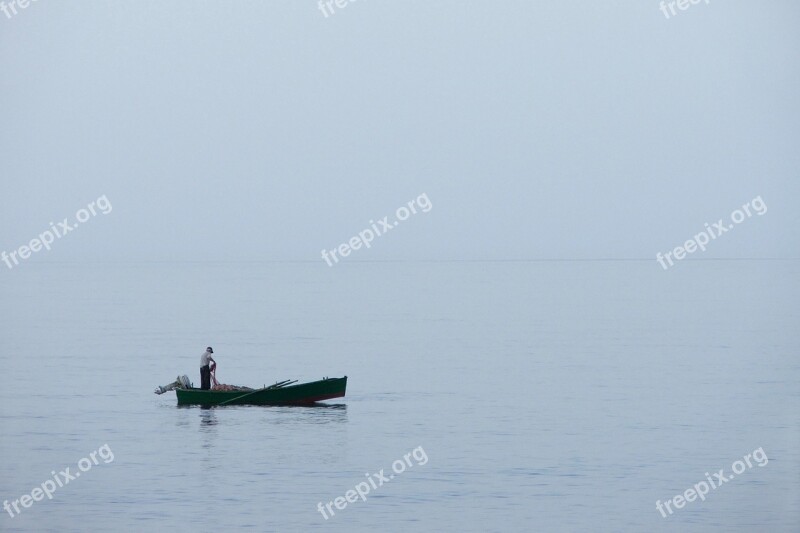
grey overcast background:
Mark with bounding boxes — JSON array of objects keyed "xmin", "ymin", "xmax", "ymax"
[
  {"xmin": 1, "ymin": 3, "xmax": 799, "ymax": 532},
  {"xmin": 1, "ymin": 1, "xmax": 798, "ymax": 262}
]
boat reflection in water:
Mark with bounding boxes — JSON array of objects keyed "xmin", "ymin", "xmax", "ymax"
[{"xmin": 199, "ymin": 408, "xmax": 218, "ymax": 427}]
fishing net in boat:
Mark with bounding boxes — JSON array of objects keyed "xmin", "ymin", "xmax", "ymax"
[
  {"xmin": 210, "ymin": 368, "xmax": 253, "ymax": 392},
  {"xmin": 211, "ymin": 384, "xmax": 255, "ymax": 392}
]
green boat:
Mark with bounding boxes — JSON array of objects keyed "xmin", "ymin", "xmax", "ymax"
[{"xmin": 173, "ymin": 376, "xmax": 347, "ymax": 406}]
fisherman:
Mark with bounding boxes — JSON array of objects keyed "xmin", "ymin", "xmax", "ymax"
[{"xmin": 200, "ymin": 347, "xmax": 216, "ymax": 390}]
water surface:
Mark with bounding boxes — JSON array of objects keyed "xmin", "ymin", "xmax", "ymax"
[{"xmin": 1, "ymin": 260, "xmax": 797, "ymax": 531}]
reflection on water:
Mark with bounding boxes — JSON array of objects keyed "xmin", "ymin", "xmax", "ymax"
[
  {"xmin": 175, "ymin": 403, "xmax": 349, "ymax": 432},
  {"xmin": 181, "ymin": 402, "xmax": 350, "ymax": 466},
  {"xmin": 177, "ymin": 403, "xmax": 347, "ymax": 416},
  {"xmin": 269, "ymin": 404, "xmax": 349, "ymax": 425},
  {"xmin": 199, "ymin": 407, "xmax": 218, "ymax": 427}
]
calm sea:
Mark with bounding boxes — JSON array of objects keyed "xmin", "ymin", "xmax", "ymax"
[{"xmin": 1, "ymin": 260, "xmax": 798, "ymax": 532}]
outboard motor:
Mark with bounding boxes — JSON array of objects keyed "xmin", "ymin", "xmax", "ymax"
[{"xmin": 154, "ymin": 375, "xmax": 192, "ymax": 394}]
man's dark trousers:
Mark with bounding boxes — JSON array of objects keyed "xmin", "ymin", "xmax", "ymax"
[{"xmin": 200, "ymin": 365, "xmax": 211, "ymax": 390}]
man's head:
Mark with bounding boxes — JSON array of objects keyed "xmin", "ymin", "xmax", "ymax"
[{"xmin": 206, "ymin": 347, "xmax": 213, "ymax": 353}]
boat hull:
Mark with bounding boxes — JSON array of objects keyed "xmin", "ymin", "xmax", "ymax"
[{"xmin": 175, "ymin": 376, "xmax": 347, "ymax": 406}]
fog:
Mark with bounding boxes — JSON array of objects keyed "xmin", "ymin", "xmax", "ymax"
[{"xmin": 1, "ymin": 1, "xmax": 798, "ymax": 262}]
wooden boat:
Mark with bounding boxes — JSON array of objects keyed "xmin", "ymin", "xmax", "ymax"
[{"xmin": 174, "ymin": 376, "xmax": 347, "ymax": 406}]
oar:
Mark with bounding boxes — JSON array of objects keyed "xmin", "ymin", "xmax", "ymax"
[
  {"xmin": 268, "ymin": 379, "xmax": 298, "ymax": 389},
  {"xmin": 266, "ymin": 379, "xmax": 293, "ymax": 390}
]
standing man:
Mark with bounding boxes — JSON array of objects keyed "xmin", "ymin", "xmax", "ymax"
[{"xmin": 200, "ymin": 347, "xmax": 216, "ymax": 390}]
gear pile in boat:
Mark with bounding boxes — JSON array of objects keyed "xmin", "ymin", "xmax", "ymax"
[
  {"xmin": 153, "ymin": 374, "xmax": 253, "ymax": 393},
  {"xmin": 210, "ymin": 368, "xmax": 253, "ymax": 392},
  {"xmin": 209, "ymin": 378, "xmax": 301, "ymax": 392},
  {"xmin": 211, "ymin": 383, "xmax": 254, "ymax": 392}
]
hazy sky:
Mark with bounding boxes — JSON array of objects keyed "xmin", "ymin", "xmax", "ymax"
[{"xmin": 1, "ymin": 1, "xmax": 798, "ymax": 262}]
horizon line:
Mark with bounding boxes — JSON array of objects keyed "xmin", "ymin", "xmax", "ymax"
[{"xmin": 12, "ymin": 257, "xmax": 800, "ymax": 264}]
